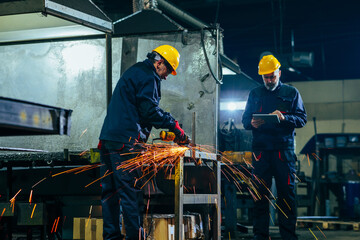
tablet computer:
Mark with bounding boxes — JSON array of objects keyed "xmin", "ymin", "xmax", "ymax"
[{"xmin": 253, "ymin": 114, "xmax": 280, "ymax": 124}]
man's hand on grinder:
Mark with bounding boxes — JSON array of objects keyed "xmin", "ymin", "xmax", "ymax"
[{"xmin": 172, "ymin": 120, "xmax": 190, "ymax": 144}]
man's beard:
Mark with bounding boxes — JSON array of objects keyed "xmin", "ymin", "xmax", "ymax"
[{"xmin": 264, "ymin": 80, "xmax": 279, "ymax": 91}]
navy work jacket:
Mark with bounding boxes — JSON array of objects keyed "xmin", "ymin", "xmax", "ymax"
[
  {"xmin": 242, "ymin": 81, "xmax": 307, "ymax": 150},
  {"xmin": 99, "ymin": 59, "xmax": 176, "ymax": 144}
]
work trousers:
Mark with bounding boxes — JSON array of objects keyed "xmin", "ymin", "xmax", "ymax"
[
  {"xmin": 252, "ymin": 150, "xmax": 298, "ymax": 240},
  {"xmin": 99, "ymin": 140, "xmax": 145, "ymax": 240}
]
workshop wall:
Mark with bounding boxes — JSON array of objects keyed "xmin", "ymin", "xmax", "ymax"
[
  {"xmin": 0, "ymin": 31, "xmax": 218, "ymax": 152},
  {"xmin": 0, "ymin": 39, "xmax": 108, "ymax": 152}
]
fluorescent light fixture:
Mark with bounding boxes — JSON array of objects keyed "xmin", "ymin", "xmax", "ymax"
[
  {"xmin": 222, "ymin": 67, "xmax": 236, "ymax": 75},
  {"xmin": 288, "ymin": 67, "xmax": 296, "ymax": 72},
  {"xmin": 220, "ymin": 101, "xmax": 247, "ymax": 111}
]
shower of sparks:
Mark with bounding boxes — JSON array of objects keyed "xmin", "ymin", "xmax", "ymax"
[
  {"xmin": 316, "ymin": 225, "xmax": 327, "ymax": 238},
  {"xmin": 308, "ymin": 228, "xmax": 318, "ymax": 240},
  {"xmin": 116, "ymin": 143, "xmax": 190, "ymax": 189},
  {"xmin": 30, "ymin": 204, "xmax": 37, "ymax": 219},
  {"xmin": 22, "ymin": 142, "xmax": 272, "ymax": 225},
  {"xmin": 80, "ymin": 128, "xmax": 88, "ymax": 138}
]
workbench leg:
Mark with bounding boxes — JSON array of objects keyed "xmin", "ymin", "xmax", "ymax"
[
  {"xmin": 6, "ymin": 166, "xmax": 13, "ymax": 240},
  {"xmin": 223, "ymin": 180, "xmax": 236, "ymax": 238},
  {"xmin": 175, "ymin": 156, "xmax": 184, "ymax": 240},
  {"xmin": 216, "ymin": 160, "xmax": 221, "ymax": 240}
]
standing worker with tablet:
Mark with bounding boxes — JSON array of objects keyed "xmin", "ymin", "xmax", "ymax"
[{"xmin": 242, "ymin": 54, "xmax": 307, "ymax": 240}]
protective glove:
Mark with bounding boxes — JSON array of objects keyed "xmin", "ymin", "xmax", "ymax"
[{"xmin": 172, "ymin": 120, "xmax": 188, "ymax": 143}]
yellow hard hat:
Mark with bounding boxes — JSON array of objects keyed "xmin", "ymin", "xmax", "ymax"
[
  {"xmin": 258, "ymin": 55, "xmax": 281, "ymax": 75},
  {"xmin": 153, "ymin": 45, "xmax": 180, "ymax": 75}
]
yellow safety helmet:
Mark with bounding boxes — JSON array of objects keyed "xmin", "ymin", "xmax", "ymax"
[
  {"xmin": 258, "ymin": 55, "xmax": 281, "ymax": 75},
  {"xmin": 153, "ymin": 45, "xmax": 180, "ymax": 75}
]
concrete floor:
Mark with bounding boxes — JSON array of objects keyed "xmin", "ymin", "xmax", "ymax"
[{"xmin": 233, "ymin": 226, "xmax": 360, "ymax": 239}]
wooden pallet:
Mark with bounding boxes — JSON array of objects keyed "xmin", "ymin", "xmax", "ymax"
[{"xmin": 297, "ymin": 218, "xmax": 360, "ymax": 231}]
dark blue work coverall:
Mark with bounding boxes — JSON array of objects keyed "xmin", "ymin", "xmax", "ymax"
[
  {"xmin": 242, "ymin": 81, "xmax": 307, "ymax": 240},
  {"xmin": 99, "ymin": 59, "xmax": 176, "ymax": 240}
]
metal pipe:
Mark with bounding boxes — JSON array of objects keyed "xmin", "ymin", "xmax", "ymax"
[
  {"xmin": 215, "ymin": 25, "xmax": 220, "ymax": 153},
  {"xmin": 0, "ymin": 147, "xmax": 48, "ymax": 152},
  {"xmin": 192, "ymin": 112, "xmax": 196, "ymax": 146},
  {"xmin": 106, "ymin": 33, "xmax": 112, "ymax": 106},
  {"xmin": 156, "ymin": 0, "xmax": 208, "ymax": 29}
]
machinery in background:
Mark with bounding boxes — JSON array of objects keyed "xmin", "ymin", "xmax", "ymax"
[{"xmin": 300, "ymin": 133, "xmax": 360, "ymax": 220}]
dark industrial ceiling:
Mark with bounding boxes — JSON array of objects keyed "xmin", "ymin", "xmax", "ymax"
[{"xmin": 93, "ymin": 0, "xmax": 360, "ymax": 83}]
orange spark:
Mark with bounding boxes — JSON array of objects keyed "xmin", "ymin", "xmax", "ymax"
[
  {"xmin": 1, "ymin": 208, "xmax": 5, "ymax": 217},
  {"xmin": 10, "ymin": 189, "xmax": 22, "ymax": 202},
  {"xmin": 79, "ymin": 150, "xmax": 89, "ymax": 156},
  {"xmin": 86, "ymin": 215, "xmax": 91, "ymax": 227},
  {"xmin": 54, "ymin": 216, "xmax": 60, "ymax": 233},
  {"xmin": 308, "ymin": 228, "xmax": 318, "ymax": 240},
  {"xmin": 85, "ymin": 171, "xmax": 113, "ymax": 188},
  {"xmin": 31, "ymin": 204, "xmax": 37, "ymax": 219},
  {"xmin": 312, "ymin": 153, "xmax": 322, "ymax": 161},
  {"xmin": 283, "ymin": 198, "xmax": 291, "ymax": 210},
  {"xmin": 294, "ymin": 173, "xmax": 301, "ymax": 182},
  {"xmin": 29, "ymin": 190, "xmax": 33, "ymax": 205},
  {"xmin": 265, "ymin": 195, "xmax": 276, "ymax": 209},
  {"xmin": 51, "ymin": 218, "xmax": 57, "ymax": 233},
  {"xmin": 80, "ymin": 128, "xmax": 88, "ymax": 138},
  {"xmin": 269, "ymin": 213, "xmax": 275, "ymax": 225},
  {"xmin": 274, "ymin": 202, "xmax": 288, "ymax": 219},
  {"xmin": 307, "ymin": 154, "xmax": 310, "ymax": 166},
  {"xmin": 32, "ymin": 177, "xmax": 47, "ymax": 188},
  {"xmin": 89, "ymin": 205, "xmax": 93, "ymax": 215},
  {"xmin": 316, "ymin": 225, "xmax": 326, "ymax": 238}
]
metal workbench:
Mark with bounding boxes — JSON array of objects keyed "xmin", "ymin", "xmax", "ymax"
[{"xmin": 174, "ymin": 149, "xmax": 221, "ymax": 240}]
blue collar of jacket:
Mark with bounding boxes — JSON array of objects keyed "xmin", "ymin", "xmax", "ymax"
[{"xmin": 144, "ymin": 59, "xmax": 162, "ymax": 81}]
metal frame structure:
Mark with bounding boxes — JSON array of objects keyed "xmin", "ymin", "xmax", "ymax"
[{"xmin": 174, "ymin": 149, "xmax": 221, "ymax": 240}]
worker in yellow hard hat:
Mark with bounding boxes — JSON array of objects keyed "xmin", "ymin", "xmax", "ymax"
[
  {"xmin": 98, "ymin": 44, "xmax": 188, "ymax": 240},
  {"xmin": 242, "ymin": 54, "xmax": 307, "ymax": 240},
  {"xmin": 258, "ymin": 54, "xmax": 282, "ymax": 91}
]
